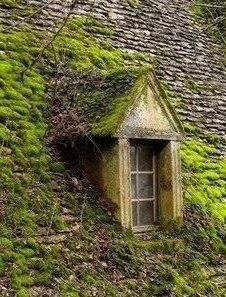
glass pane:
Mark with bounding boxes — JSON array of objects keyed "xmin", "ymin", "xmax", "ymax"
[
  {"xmin": 132, "ymin": 201, "xmax": 138, "ymax": 227},
  {"xmin": 138, "ymin": 147, "xmax": 153, "ymax": 171},
  {"xmin": 139, "ymin": 201, "xmax": 154, "ymax": 226},
  {"xmin": 138, "ymin": 174, "xmax": 153, "ymax": 198},
  {"xmin": 131, "ymin": 174, "xmax": 137, "ymax": 200},
  {"xmin": 130, "ymin": 146, "xmax": 136, "ymax": 171}
]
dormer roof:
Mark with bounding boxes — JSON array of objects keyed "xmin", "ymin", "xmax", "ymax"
[{"xmin": 92, "ymin": 71, "xmax": 183, "ymax": 140}]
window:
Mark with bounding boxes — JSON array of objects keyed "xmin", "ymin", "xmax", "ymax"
[{"xmin": 130, "ymin": 145, "xmax": 157, "ymax": 230}]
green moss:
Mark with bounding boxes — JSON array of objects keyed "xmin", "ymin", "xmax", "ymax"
[
  {"xmin": 18, "ymin": 248, "xmax": 36, "ymax": 258},
  {"xmin": 50, "ymin": 161, "xmax": 65, "ymax": 173},
  {"xmin": 192, "ymin": 1, "xmax": 204, "ymax": 17},
  {"xmin": 182, "ymin": 137, "xmax": 226, "ymax": 226},
  {"xmin": 192, "ymin": 0, "xmax": 226, "ymax": 50},
  {"xmin": 173, "ymin": 272, "xmax": 195, "ymax": 295},
  {"xmin": 59, "ymin": 282, "xmax": 80, "ymax": 296},
  {"xmin": 17, "ymin": 287, "xmax": 30, "ymax": 297},
  {"xmin": 81, "ymin": 271, "xmax": 99, "ymax": 285},
  {"xmin": 0, "ymin": 106, "xmax": 20, "ymax": 119},
  {"xmin": 124, "ymin": 0, "xmax": 139, "ymax": 7},
  {"xmin": 15, "ymin": 275, "xmax": 34, "ymax": 287},
  {"xmin": 0, "ymin": 237, "xmax": 13, "ymax": 250},
  {"xmin": 0, "ymin": 0, "xmax": 26, "ymax": 8},
  {"xmin": 184, "ymin": 78, "xmax": 202, "ymax": 92},
  {"xmin": 0, "ymin": 124, "xmax": 11, "ymax": 142},
  {"xmin": 52, "ymin": 216, "xmax": 67, "ymax": 232},
  {"xmin": 54, "ymin": 18, "xmax": 125, "ymax": 72},
  {"xmin": 92, "ymin": 69, "xmax": 148, "ymax": 135}
]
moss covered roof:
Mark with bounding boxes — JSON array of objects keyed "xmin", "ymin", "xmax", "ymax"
[
  {"xmin": 0, "ymin": 3, "xmax": 226, "ymax": 295},
  {"xmin": 50, "ymin": 66, "xmax": 143, "ymax": 139},
  {"xmin": 51, "ymin": 66, "xmax": 183, "ymax": 140},
  {"xmin": 91, "ymin": 67, "xmax": 148, "ymax": 136}
]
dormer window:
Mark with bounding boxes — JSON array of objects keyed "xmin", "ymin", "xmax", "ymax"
[
  {"xmin": 130, "ymin": 145, "xmax": 157, "ymax": 231},
  {"xmin": 74, "ymin": 71, "xmax": 183, "ymax": 231}
]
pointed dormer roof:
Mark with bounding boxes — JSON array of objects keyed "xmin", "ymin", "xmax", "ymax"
[{"xmin": 92, "ymin": 71, "xmax": 183, "ymax": 140}]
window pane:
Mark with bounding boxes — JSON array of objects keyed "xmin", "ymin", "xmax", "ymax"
[
  {"xmin": 138, "ymin": 174, "xmax": 153, "ymax": 198},
  {"xmin": 138, "ymin": 147, "xmax": 153, "ymax": 171},
  {"xmin": 130, "ymin": 146, "xmax": 136, "ymax": 171},
  {"xmin": 131, "ymin": 174, "xmax": 137, "ymax": 200},
  {"xmin": 139, "ymin": 201, "xmax": 154, "ymax": 226},
  {"xmin": 132, "ymin": 201, "xmax": 138, "ymax": 227}
]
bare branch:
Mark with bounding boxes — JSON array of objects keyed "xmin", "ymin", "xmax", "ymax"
[
  {"xmin": 205, "ymin": 6, "xmax": 226, "ymax": 46},
  {"xmin": 204, "ymin": 16, "xmax": 226, "ymax": 31},
  {"xmin": 5, "ymin": 0, "xmax": 56, "ymax": 31},
  {"xmin": 79, "ymin": 193, "xmax": 88, "ymax": 224},
  {"xmin": 193, "ymin": 3, "xmax": 226, "ymax": 9},
  {"xmin": 21, "ymin": 0, "xmax": 78, "ymax": 78},
  {"xmin": 84, "ymin": 134, "xmax": 104, "ymax": 159}
]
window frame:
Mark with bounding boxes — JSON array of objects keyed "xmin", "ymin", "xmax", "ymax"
[{"xmin": 130, "ymin": 144, "xmax": 158, "ymax": 232}]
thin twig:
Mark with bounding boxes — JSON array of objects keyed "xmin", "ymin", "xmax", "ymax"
[
  {"xmin": 46, "ymin": 203, "xmax": 58, "ymax": 237},
  {"xmin": 4, "ymin": 0, "xmax": 56, "ymax": 31},
  {"xmin": 204, "ymin": 16, "xmax": 226, "ymax": 31},
  {"xmin": 205, "ymin": 6, "xmax": 226, "ymax": 46},
  {"xmin": 21, "ymin": 0, "xmax": 78, "ymax": 78},
  {"xmin": 84, "ymin": 133, "xmax": 104, "ymax": 159},
  {"xmin": 193, "ymin": 3, "xmax": 226, "ymax": 9},
  {"xmin": 79, "ymin": 193, "xmax": 88, "ymax": 224}
]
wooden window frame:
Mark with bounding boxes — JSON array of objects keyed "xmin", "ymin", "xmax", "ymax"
[{"xmin": 130, "ymin": 144, "xmax": 158, "ymax": 232}]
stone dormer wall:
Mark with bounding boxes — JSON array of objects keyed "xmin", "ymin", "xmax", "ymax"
[{"xmin": 1, "ymin": 0, "xmax": 225, "ymax": 154}]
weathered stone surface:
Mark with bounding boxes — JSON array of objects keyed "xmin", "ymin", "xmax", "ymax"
[
  {"xmin": 159, "ymin": 141, "xmax": 183, "ymax": 221},
  {"xmin": 207, "ymin": 257, "xmax": 226, "ymax": 288},
  {"xmin": 211, "ymin": 275, "xmax": 226, "ymax": 288},
  {"xmin": 62, "ymin": 214, "xmax": 77, "ymax": 223},
  {"xmin": 117, "ymin": 75, "xmax": 182, "ymax": 140},
  {"xmin": 62, "ymin": 207, "xmax": 73, "ymax": 215},
  {"xmin": 37, "ymin": 233, "xmax": 68, "ymax": 244},
  {"xmin": 29, "ymin": 286, "xmax": 56, "ymax": 297}
]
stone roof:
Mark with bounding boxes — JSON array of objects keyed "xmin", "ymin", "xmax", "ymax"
[{"xmin": 0, "ymin": 0, "xmax": 225, "ymax": 153}]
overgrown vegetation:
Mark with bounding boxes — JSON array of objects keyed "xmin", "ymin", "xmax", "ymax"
[
  {"xmin": 38, "ymin": 141, "xmax": 226, "ymax": 297},
  {"xmin": 0, "ymin": 26, "xmax": 63, "ymax": 296},
  {"xmin": 0, "ymin": 2, "xmax": 225, "ymax": 296},
  {"xmin": 50, "ymin": 67, "xmax": 148, "ymax": 140},
  {"xmin": 192, "ymin": 1, "xmax": 226, "ymax": 39},
  {"xmin": 182, "ymin": 136, "xmax": 226, "ymax": 251}
]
